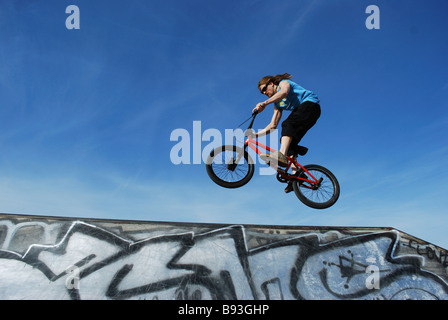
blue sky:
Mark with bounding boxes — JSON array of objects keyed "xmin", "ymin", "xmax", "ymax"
[{"xmin": 1, "ymin": 1, "xmax": 447, "ymax": 248}]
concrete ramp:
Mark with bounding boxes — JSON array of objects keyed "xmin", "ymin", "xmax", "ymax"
[{"xmin": 0, "ymin": 213, "xmax": 447, "ymax": 300}]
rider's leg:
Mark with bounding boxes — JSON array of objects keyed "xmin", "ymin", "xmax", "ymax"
[
  {"xmin": 260, "ymin": 135, "xmax": 291, "ymax": 167},
  {"xmin": 279, "ymin": 135, "xmax": 292, "ymax": 157},
  {"xmin": 281, "ymin": 136, "xmax": 295, "ymax": 193},
  {"xmin": 280, "ymin": 135, "xmax": 299, "ymax": 173},
  {"xmin": 290, "ymin": 159, "xmax": 298, "ymax": 174}
]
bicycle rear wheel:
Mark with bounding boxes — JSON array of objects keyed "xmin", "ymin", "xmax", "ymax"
[
  {"xmin": 293, "ymin": 164, "xmax": 340, "ymax": 209},
  {"xmin": 206, "ymin": 145, "xmax": 254, "ymax": 188}
]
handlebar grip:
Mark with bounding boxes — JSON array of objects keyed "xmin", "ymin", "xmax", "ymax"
[
  {"xmin": 252, "ymin": 109, "xmax": 258, "ymax": 115},
  {"xmin": 244, "ymin": 128, "xmax": 255, "ymax": 137}
]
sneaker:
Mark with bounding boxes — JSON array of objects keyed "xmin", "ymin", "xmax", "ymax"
[
  {"xmin": 284, "ymin": 181, "xmax": 293, "ymax": 193},
  {"xmin": 285, "ymin": 172, "xmax": 308, "ymax": 193},
  {"xmin": 259, "ymin": 151, "xmax": 289, "ymax": 167},
  {"xmin": 284, "ymin": 171, "xmax": 300, "ymax": 193}
]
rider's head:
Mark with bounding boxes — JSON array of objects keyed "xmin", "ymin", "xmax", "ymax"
[
  {"xmin": 258, "ymin": 77, "xmax": 274, "ymax": 97},
  {"xmin": 258, "ymin": 76, "xmax": 273, "ymax": 94},
  {"xmin": 258, "ymin": 73, "xmax": 292, "ymax": 97}
]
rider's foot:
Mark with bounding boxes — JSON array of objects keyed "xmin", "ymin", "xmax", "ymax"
[
  {"xmin": 284, "ymin": 172, "xmax": 308, "ymax": 193},
  {"xmin": 284, "ymin": 182, "xmax": 293, "ymax": 193},
  {"xmin": 259, "ymin": 151, "xmax": 288, "ymax": 167}
]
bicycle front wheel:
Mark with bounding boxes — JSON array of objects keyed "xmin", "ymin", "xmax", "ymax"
[
  {"xmin": 293, "ymin": 164, "xmax": 340, "ymax": 209},
  {"xmin": 206, "ymin": 145, "xmax": 254, "ymax": 188}
]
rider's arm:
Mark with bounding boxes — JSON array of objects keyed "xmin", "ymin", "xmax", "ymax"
[
  {"xmin": 254, "ymin": 107, "xmax": 282, "ymax": 137},
  {"xmin": 255, "ymin": 80, "xmax": 290, "ymax": 113}
]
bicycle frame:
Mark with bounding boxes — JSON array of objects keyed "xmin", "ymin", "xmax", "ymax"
[
  {"xmin": 243, "ymin": 135, "xmax": 319, "ymax": 187},
  {"xmin": 206, "ymin": 111, "xmax": 339, "ymax": 208}
]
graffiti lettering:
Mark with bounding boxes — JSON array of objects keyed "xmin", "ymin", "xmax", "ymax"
[
  {"xmin": 405, "ymin": 239, "xmax": 448, "ymax": 268},
  {"xmin": 0, "ymin": 214, "xmax": 447, "ymax": 300}
]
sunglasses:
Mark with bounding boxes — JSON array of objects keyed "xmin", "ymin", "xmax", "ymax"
[{"xmin": 260, "ymin": 83, "xmax": 268, "ymax": 94}]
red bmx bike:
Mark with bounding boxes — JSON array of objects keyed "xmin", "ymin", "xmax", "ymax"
[{"xmin": 206, "ymin": 111, "xmax": 340, "ymax": 209}]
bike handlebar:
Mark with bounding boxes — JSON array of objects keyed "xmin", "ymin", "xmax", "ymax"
[
  {"xmin": 236, "ymin": 109, "xmax": 259, "ymax": 130},
  {"xmin": 248, "ymin": 110, "xmax": 258, "ymax": 130}
]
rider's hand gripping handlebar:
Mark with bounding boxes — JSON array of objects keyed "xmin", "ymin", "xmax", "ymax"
[{"xmin": 244, "ymin": 128, "xmax": 255, "ymax": 137}]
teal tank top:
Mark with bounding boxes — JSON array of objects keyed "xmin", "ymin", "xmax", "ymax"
[{"xmin": 274, "ymin": 80, "xmax": 320, "ymax": 111}]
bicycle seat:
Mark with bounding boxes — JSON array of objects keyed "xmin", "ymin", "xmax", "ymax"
[
  {"xmin": 297, "ymin": 145, "xmax": 308, "ymax": 156},
  {"xmin": 289, "ymin": 145, "xmax": 308, "ymax": 157}
]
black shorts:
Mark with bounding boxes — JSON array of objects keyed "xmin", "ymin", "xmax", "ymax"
[{"xmin": 281, "ymin": 101, "xmax": 321, "ymax": 155}]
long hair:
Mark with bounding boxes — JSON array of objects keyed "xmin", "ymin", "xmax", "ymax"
[{"xmin": 258, "ymin": 73, "xmax": 292, "ymax": 88}]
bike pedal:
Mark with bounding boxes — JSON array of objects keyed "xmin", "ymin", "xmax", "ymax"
[{"xmin": 277, "ymin": 168, "xmax": 287, "ymax": 174}]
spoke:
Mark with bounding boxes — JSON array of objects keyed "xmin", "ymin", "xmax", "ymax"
[
  {"xmin": 298, "ymin": 169, "xmax": 335, "ymax": 204},
  {"xmin": 211, "ymin": 149, "xmax": 249, "ymax": 183}
]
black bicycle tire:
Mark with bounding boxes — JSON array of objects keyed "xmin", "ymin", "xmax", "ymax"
[
  {"xmin": 206, "ymin": 145, "xmax": 254, "ymax": 188},
  {"xmin": 292, "ymin": 164, "xmax": 340, "ymax": 209}
]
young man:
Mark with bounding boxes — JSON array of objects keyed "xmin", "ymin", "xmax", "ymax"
[{"xmin": 251, "ymin": 73, "xmax": 321, "ymax": 193}]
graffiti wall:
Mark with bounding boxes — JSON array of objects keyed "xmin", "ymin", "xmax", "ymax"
[{"xmin": 0, "ymin": 213, "xmax": 447, "ymax": 300}]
